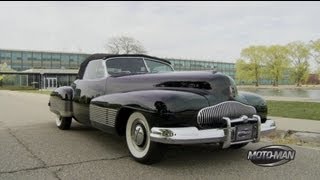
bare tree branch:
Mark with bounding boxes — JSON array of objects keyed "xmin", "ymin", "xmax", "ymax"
[{"xmin": 106, "ymin": 36, "xmax": 147, "ymax": 54}]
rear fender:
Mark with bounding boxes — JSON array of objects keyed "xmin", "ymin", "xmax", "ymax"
[{"xmin": 49, "ymin": 86, "xmax": 73, "ymax": 117}]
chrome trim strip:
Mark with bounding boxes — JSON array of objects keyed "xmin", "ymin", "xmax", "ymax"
[
  {"xmin": 150, "ymin": 127, "xmax": 225, "ymax": 144},
  {"xmin": 254, "ymin": 114, "xmax": 261, "ymax": 142},
  {"xmin": 150, "ymin": 117, "xmax": 276, "ymax": 146},
  {"xmin": 222, "ymin": 117, "xmax": 231, "ymax": 148}
]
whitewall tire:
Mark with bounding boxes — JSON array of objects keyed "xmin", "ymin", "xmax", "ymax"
[{"xmin": 126, "ymin": 112, "xmax": 166, "ymax": 164}]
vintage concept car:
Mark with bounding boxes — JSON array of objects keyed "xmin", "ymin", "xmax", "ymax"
[{"xmin": 49, "ymin": 54, "xmax": 276, "ymax": 164}]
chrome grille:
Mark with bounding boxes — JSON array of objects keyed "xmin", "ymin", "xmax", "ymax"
[
  {"xmin": 90, "ymin": 104, "xmax": 117, "ymax": 127},
  {"xmin": 197, "ymin": 101, "xmax": 256, "ymax": 128}
]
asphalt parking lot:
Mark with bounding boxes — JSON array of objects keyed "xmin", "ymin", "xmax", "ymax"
[{"xmin": 0, "ymin": 90, "xmax": 320, "ymax": 180}]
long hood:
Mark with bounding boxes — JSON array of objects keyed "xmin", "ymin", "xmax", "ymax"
[{"xmin": 106, "ymin": 71, "xmax": 238, "ymax": 105}]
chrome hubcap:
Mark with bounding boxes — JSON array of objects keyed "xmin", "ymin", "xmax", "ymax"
[
  {"xmin": 131, "ymin": 119, "xmax": 147, "ymax": 150},
  {"xmin": 133, "ymin": 125, "xmax": 145, "ymax": 146}
]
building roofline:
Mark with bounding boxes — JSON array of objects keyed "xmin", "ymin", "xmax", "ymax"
[
  {"xmin": 0, "ymin": 71, "xmax": 78, "ymax": 75},
  {"xmin": 0, "ymin": 48, "xmax": 235, "ymax": 64},
  {"xmin": 0, "ymin": 48, "xmax": 90, "ymax": 55}
]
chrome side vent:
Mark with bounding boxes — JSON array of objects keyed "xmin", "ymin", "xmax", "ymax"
[
  {"xmin": 106, "ymin": 108, "xmax": 117, "ymax": 127},
  {"xmin": 197, "ymin": 101, "xmax": 257, "ymax": 128},
  {"xmin": 90, "ymin": 104, "xmax": 117, "ymax": 127}
]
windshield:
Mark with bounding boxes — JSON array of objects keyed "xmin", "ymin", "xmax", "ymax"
[
  {"xmin": 144, "ymin": 58, "xmax": 174, "ymax": 73},
  {"xmin": 106, "ymin": 57, "xmax": 173, "ymax": 76}
]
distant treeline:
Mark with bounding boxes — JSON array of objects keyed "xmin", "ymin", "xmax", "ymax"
[{"xmin": 236, "ymin": 40, "xmax": 320, "ymax": 86}]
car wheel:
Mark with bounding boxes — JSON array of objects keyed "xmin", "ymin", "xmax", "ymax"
[
  {"xmin": 229, "ymin": 143, "xmax": 249, "ymax": 149},
  {"xmin": 126, "ymin": 112, "xmax": 166, "ymax": 164},
  {"xmin": 56, "ymin": 115, "xmax": 72, "ymax": 130}
]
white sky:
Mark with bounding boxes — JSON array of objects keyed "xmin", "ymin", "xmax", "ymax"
[{"xmin": 0, "ymin": 1, "xmax": 319, "ymax": 67}]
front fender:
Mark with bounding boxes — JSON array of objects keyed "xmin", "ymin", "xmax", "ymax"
[
  {"xmin": 235, "ymin": 91, "xmax": 268, "ymax": 121},
  {"xmin": 91, "ymin": 90, "xmax": 209, "ymax": 113}
]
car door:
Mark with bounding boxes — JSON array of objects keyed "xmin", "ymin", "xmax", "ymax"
[{"xmin": 72, "ymin": 59, "xmax": 107, "ymax": 125}]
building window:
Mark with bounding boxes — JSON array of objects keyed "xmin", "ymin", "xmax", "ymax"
[
  {"xmin": 69, "ymin": 54, "xmax": 78, "ymax": 69},
  {"xmin": 32, "ymin": 52, "xmax": 42, "ymax": 68},
  {"xmin": 42, "ymin": 53, "xmax": 52, "ymax": 69},
  {"xmin": 78, "ymin": 55, "xmax": 88, "ymax": 66},
  {"xmin": 12, "ymin": 51, "xmax": 22, "ymax": 70},
  {"xmin": 22, "ymin": 52, "xmax": 32, "ymax": 70},
  {"xmin": 0, "ymin": 51, "xmax": 12, "ymax": 68},
  {"xmin": 52, "ymin": 53, "xmax": 61, "ymax": 69},
  {"xmin": 61, "ymin": 54, "xmax": 70, "ymax": 69}
]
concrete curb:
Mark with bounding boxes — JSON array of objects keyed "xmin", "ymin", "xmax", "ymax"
[
  {"xmin": 270, "ymin": 116, "xmax": 320, "ymax": 134},
  {"xmin": 289, "ymin": 131, "xmax": 320, "ymax": 144},
  {"xmin": 263, "ymin": 129, "xmax": 320, "ymax": 145}
]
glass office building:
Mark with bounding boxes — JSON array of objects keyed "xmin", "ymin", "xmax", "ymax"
[
  {"xmin": 0, "ymin": 49, "xmax": 235, "ymax": 89},
  {"xmin": 168, "ymin": 58, "xmax": 235, "ymax": 79},
  {"xmin": 0, "ymin": 49, "xmax": 89, "ymax": 71}
]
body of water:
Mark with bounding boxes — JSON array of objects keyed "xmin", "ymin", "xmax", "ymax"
[{"xmin": 240, "ymin": 88, "xmax": 320, "ymax": 101}]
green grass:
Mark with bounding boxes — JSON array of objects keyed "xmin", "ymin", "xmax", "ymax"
[
  {"xmin": 0, "ymin": 86, "xmax": 37, "ymax": 90},
  {"xmin": 14, "ymin": 90, "xmax": 52, "ymax": 95},
  {"xmin": 267, "ymin": 100, "xmax": 320, "ymax": 120},
  {"xmin": 0, "ymin": 86, "xmax": 52, "ymax": 95}
]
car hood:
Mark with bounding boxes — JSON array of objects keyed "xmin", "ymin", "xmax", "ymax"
[{"xmin": 106, "ymin": 71, "xmax": 238, "ymax": 106}]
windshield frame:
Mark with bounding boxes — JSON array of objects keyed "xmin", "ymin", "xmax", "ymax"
[{"xmin": 105, "ymin": 56, "xmax": 174, "ymax": 76}]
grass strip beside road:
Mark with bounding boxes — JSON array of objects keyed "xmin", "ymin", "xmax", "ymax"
[
  {"xmin": 0, "ymin": 86, "xmax": 52, "ymax": 95},
  {"xmin": 0, "ymin": 89, "xmax": 52, "ymax": 95},
  {"xmin": 267, "ymin": 100, "xmax": 320, "ymax": 121},
  {"xmin": 16, "ymin": 90, "xmax": 52, "ymax": 95}
]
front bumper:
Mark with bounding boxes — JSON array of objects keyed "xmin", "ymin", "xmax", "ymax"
[{"xmin": 150, "ymin": 115, "xmax": 276, "ymax": 148}]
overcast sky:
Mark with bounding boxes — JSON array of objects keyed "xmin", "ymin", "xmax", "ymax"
[{"xmin": 0, "ymin": 1, "xmax": 319, "ymax": 64}]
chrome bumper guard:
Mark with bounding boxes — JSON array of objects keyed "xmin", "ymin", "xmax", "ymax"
[{"xmin": 150, "ymin": 115, "xmax": 276, "ymax": 148}]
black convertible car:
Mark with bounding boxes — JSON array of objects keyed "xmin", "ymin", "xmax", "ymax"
[{"xmin": 49, "ymin": 54, "xmax": 276, "ymax": 164}]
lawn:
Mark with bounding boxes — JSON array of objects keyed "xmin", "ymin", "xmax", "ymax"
[
  {"xmin": 15, "ymin": 89, "xmax": 52, "ymax": 95},
  {"xmin": 0, "ymin": 86, "xmax": 52, "ymax": 95},
  {"xmin": 0, "ymin": 86, "xmax": 36, "ymax": 90},
  {"xmin": 267, "ymin": 100, "xmax": 320, "ymax": 120}
]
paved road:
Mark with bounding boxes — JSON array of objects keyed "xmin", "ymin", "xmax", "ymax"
[{"xmin": 1, "ymin": 90, "xmax": 320, "ymax": 180}]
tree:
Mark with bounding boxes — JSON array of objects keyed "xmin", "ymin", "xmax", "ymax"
[
  {"xmin": 106, "ymin": 36, "xmax": 147, "ymax": 54},
  {"xmin": 0, "ymin": 72, "xmax": 2, "ymax": 87},
  {"xmin": 287, "ymin": 41, "xmax": 310, "ymax": 87},
  {"xmin": 309, "ymin": 39, "xmax": 320, "ymax": 64},
  {"xmin": 235, "ymin": 59, "xmax": 252, "ymax": 85},
  {"xmin": 237, "ymin": 46, "xmax": 267, "ymax": 86},
  {"xmin": 265, "ymin": 45, "xmax": 289, "ymax": 86},
  {"xmin": 0, "ymin": 63, "xmax": 14, "ymax": 87}
]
